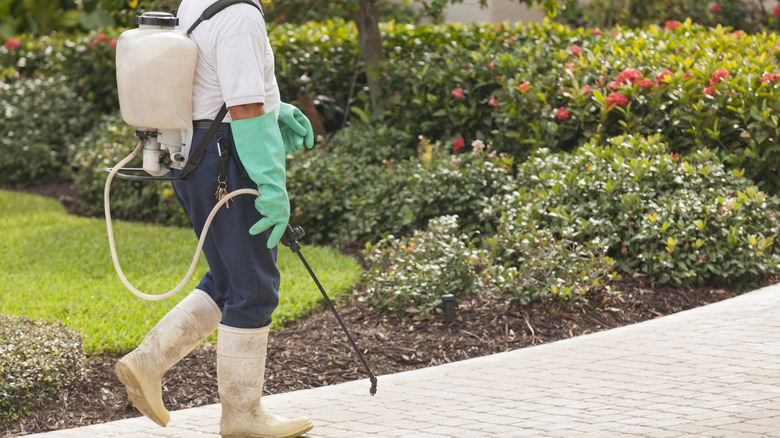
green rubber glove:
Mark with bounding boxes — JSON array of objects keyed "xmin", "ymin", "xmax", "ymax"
[
  {"xmin": 230, "ymin": 112, "xmax": 289, "ymax": 248},
  {"xmin": 278, "ymin": 102, "xmax": 314, "ymax": 154}
]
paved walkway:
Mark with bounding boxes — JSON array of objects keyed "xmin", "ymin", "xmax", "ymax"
[{"xmin": 25, "ymin": 283, "xmax": 780, "ymax": 437}]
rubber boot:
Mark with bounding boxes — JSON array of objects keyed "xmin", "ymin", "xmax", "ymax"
[
  {"xmin": 217, "ymin": 324, "xmax": 313, "ymax": 438},
  {"xmin": 115, "ymin": 289, "xmax": 222, "ymax": 427}
]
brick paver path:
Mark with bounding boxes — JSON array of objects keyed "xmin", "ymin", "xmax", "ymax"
[{"xmin": 25, "ymin": 283, "xmax": 780, "ymax": 437}]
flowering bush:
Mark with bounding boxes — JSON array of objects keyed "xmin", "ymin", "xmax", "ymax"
[
  {"xmin": 372, "ymin": 19, "xmax": 780, "ymax": 192},
  {"xmin": 558, "ymin": 0, "xmax": 777, "ymax": 33},
  {"xmin": 484, "ymin": 134, "xmax": 780, "ymax": 289},
  {"xmin": 361, "ymin": 215, "xmax": 494, "ymax": 318},
  {"xmin": 0, "ymin": 75, "xmax": 94, "ymax": 186},
  {"xmin": 0, "ymin": 32, "xmax": 120, "ymax": 112},
  {"xmin": 0, "ymin": 315, "xmax": 85, "ymax": 429},
  {"xmin": 9, "ymin": 21, "xmax": 780, "ymax": 194}
]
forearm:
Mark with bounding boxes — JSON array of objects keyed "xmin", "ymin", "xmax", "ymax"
[{"xmin": 229, "ymin": 102, "xmax": 265, "ymax": 120}]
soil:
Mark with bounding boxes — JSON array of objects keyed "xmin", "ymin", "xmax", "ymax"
[{"xmin": 0, "ymin": 183, "xmax": 760, "ymax": 436}]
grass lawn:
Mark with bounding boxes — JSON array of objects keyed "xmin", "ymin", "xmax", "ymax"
[{"xmin": 0, "ymin": 190, "xmax": 363, "ymax": 355}]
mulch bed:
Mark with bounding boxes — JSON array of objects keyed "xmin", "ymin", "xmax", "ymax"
[
  {"xmin": 0, "ymin": 182, "xmax": 759, "ymax": 436},
  {"xmin": 4, "ymin": 279, "xmax": 742, "ymax": 437}
]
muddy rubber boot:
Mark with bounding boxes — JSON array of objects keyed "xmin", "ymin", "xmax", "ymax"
[
  {"xmin": 217, "ymin": 324, "xmax": 313, "ymax": 438},
  {"xmin": 115, "ymin": 289, "xmax": 221, "ymax": 427}
]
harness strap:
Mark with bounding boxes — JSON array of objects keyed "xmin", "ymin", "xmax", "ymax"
[
  {"xmin": 186, "ymin": 0, "xmax": 263, "ymax": 35},
  {"xmin": 179, "ymin": 103, "xmax": 229, "ymax": 180}
]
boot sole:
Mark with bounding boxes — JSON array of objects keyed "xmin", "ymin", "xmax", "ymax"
[
  {"xmin": 221, "ymin": 421, "xmax": 314, "ymax": 438},
  {"xmin": 115, "ymin": 360, "xmax": 169, "ymax": 427}
]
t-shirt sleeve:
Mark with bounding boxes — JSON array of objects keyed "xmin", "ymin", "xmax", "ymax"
[{"xmin": 214, "ymin": 11, "xmax": 267, "ymax": 108}]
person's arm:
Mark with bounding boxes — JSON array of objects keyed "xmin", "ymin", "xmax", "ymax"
[{"xmin": 229, "ymin": 102, "xmax": 265, "ymax": 120}]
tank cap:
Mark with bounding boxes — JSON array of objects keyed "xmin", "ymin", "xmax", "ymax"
[{"xmin": 136, "ymin": 12, "xmax": 179, "ymax": 27}]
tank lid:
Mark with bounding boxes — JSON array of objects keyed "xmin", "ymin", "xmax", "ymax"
[{"xmin": 136, "ymin": 12, "xmax": 179, "ymax": 27}]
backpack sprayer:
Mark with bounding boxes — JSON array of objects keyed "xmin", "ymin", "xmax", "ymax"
[{"xmin": 106, "ymin": 8, "xmax": 377, "ymax": 395}]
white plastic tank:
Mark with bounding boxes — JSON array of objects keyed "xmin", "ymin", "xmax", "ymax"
[{"xmin": 116, "ymin": 12, "xmax": 197, "ymax": 131}]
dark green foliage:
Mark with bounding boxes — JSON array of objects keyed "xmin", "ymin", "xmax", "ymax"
[
  {"xmin": 0, "ymin": 315, "xmax": 85, "ymax": 428},
  {"xmin": 486, "ymin": 134, "xmax": 780, "ymax": 290},
  {"xmin": 287, "ymin": 124, "xmax": 514, "ymax": 243},
  {"xmin": 0, "ymin": 75, "xmax": 95, "ymax": 187}
]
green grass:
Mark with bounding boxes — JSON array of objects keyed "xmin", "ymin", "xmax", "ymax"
[{"xmin": 0, "ymin": 190, "xmax": 363, "ymax": 355}]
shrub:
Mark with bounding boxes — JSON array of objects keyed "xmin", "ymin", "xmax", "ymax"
[
  {"xmin": 8, "ymin": 22, "xmax": 780, "ymax": 194},
  {"xmin": 485, "ymin": 134, "xmax": 780, "ymax": 290},
  {"xmin": 0, "ymin": 315, "xmax": 85, "ymax": 428},
  {"xmin": 557, "ymin": 0, "xmax": 777, "ymax": 33},
  {"xmin": 263, "ymin": 1, "xmax": 424, "ymax": 26},
  {"xmin": 287, "ymin": 125, "xmax": 514, "ymax": 243},
  {"xmin": 67, "ymin": 112, "xmax": 189, "ymax": 225},
  {"xmin": 0, "ymin": 32, "xmax": 120, "ymax": 112},
  {"xmin": 361, "ymin": 215, "xmax": 495, "ymax": 318},
  {"xmin": 0, "ymin": 74, "xmax": 95, "ymax": 186},
  {"xmin": 373, "ymin": 20, "xmax": 780, "ymax": 193}
]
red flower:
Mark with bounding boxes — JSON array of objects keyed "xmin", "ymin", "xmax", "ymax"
[
  {"xmin": 639, "ymin": 78, "xmax": 653, "ymax": 89},
  {"xmin": 607, "ymin": 81, "xmax": 619, "ymax": 90},
  {"xmin": 556, "ymin": 107, "xmax": 570, "ymax": 121},
  {"xmin": 664, "ymin": 20, "xmax": 681, "ymax": 30},
  {"xmin": 774, "ymin": 6, "xmax": 780, "ymax": 17},
  {"xmin": 621, "ymin": 246, "xmax": 628, "ymax": 255},
  {"xmin": 732, "ymin": 30, "xmax": 745, "ymax": 38},
  {"xmin": 96, "ymin": 33, "xmax": 107, "ymax": 42},
  {"xmin": 709, "ymin": 69, "xmax": 730, "ymax": 85},
  {"xmin": 451, "ymin": 88, "xmax": 464, "ymax": 99},
  {"xmin": 710, "ymin": 4, "xmax": 721, "ymax": 13},
  {"xmin": 616, "ymin": 68, "xmax": 643, "ymax": 85},
  {"xmin": 569, "ymin": 44, "xmax": 582, "ymax": 57},
  {"xmin": 488, "ymin": 96, "xmax": 499, "ymax": 107},
  {"xmin": 109, "ymin": 39, "xmax": 118, "ymax": 49},
  {"xmin": 606, "ymin": 92, "xmax": 628, "ymax": 107},
  {"xmin": 591, "ymin": 28, "xmax": 602, "ymax": 36},
  {"xmin": 699, "ymin": 255, "xmax": 709, "ymax": 261},
  {"xmin": 704, "ymin": 86, "xmax": 716, "ymax": 95},
  {"xmin": 581, "ymin": 85, "xmax": 592, "ymax": 94},
  {"xmin": 517, "ymin": 81, "xmax": 531, "ymax": 93},
  {"xmin": 683, "ymin": 72, "xmax": 694, "ymax": 79},
  {"xmin": 761, "ymin": 72, "xmax": 780, "ymax": 83},
  {"xmin": 656, "ymin": 70, "xmax": 674, "ymax": 85},
  {"xmin": 453, "ymin": 137, "xmax": 465, "ymax": 152},
  {"xmin": 487, "ymin": 61, "xmax": 495, "ymax": 70},
  {"xmin": 4, "ymin": 37, "xmax": 21, "ymax": 49}
]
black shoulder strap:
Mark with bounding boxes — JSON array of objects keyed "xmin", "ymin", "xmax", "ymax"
[
  {"xmin": 179, "ymin": 103, "xmax": 228, "ymax": 180},
  {"xmin": 186, "ymin": 0, "xmax": 263, "ymax": 35}
]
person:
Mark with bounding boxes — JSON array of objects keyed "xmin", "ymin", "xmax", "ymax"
[{"xmin": 114, "ymin": 0, "xmax": 315, "ymax": 437}]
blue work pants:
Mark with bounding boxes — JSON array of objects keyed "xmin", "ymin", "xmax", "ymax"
[{"xmin": 170, "ymin": 124, "xmax": 279, "ymax": 329}]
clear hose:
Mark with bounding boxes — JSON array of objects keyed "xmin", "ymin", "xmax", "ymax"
[{"xmin": 104, "ymin": 140, "xmax": 259, "ymax": 301}]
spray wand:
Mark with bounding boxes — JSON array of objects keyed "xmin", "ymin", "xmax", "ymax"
[{"xmin": 280, "ymin": 225, "xmax": 378, "ymax": 396}]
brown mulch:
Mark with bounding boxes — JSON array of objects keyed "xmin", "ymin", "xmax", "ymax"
[{"xmin": 0, "ymin": 183, "xmax": 756, "ymax": 436}]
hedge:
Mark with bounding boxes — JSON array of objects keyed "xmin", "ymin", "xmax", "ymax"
[
  {"xmin": 4, "ymin": 20, "xmax": 780, "ymax": 191},
  {"xmin": 0, "ymin": 315, "xmax": 85, "ymax": 428}
]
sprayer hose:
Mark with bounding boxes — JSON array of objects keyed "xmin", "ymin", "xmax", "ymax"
[{"xmin": 104, "ymin": 140, "xmax": 260, "ymax": 301}]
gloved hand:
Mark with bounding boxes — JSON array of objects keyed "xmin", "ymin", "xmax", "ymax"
[
  {"xmin": 278, "ymin": 102, "xmax": 314, "ymax": 154},
  {"xmin": 230, "ymin": 112, "xmax": 289, "ymax": 248}
]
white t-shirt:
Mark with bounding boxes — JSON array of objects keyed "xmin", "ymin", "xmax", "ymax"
[{"xmin": 176, "ymin": 0, "xmax": 280, "ymax": 122}]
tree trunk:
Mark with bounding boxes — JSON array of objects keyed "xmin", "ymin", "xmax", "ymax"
[{"xmin": 348, "ymin": 0, "xmax": 385, "ymax": 110}]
